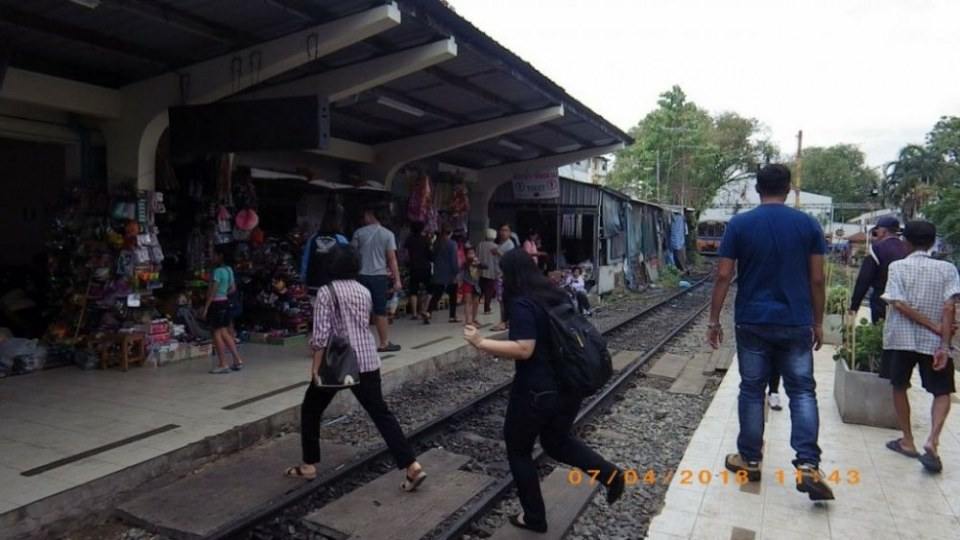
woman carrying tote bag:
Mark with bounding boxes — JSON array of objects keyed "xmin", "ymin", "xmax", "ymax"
[{"xmin": 286, "ymin": 246, "xmax": 427, "ymax": 490}]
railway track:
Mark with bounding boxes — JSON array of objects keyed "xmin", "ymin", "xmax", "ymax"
[{"xmin": 192, "ymin": 276, "xmax": 717, "ymax": 540}]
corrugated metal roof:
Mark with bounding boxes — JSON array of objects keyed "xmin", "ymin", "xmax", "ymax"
[
  {"xmin": 490, "ymin": 177, "xmax": 600, "ymax": 208},
  {"xmin": 0, "ymin": 0, "xmax": 630, "ymax": 170}
]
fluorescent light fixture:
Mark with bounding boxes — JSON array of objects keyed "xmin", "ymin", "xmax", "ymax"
[
  {"xmin": 497, "ymin": 139, "xmax": 523, "ymax": 151},
  {"xmin": 376, "ymin": 96, "xmax": 424, "ymax": 117},
  {"xmin": 554, "ymin": 143, "xmax": 582, "ymax": 153},
  {"xmin": 68, "ymin": 0, "xmax": 101, "ymax": 8}
]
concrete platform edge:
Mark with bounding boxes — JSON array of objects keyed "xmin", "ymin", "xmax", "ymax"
[{"xmin": 0, "ymin": 343, "xmax": 490, "ymax": 540}]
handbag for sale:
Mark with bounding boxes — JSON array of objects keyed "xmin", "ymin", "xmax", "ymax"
[{"xmin": 317, "ymin": 284, "xmax": 360, "ymax": 387}]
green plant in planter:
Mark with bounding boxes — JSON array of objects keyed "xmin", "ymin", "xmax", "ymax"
[
  {"xmin": 826, "ymin": 285, "xmax": 849, "ymax": 316},
  {"xmin": 834, "ymin": 319, "xmax": 884, "ymax": 372}
]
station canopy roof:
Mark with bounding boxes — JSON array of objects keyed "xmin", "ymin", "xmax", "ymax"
[{"xmin": 0, "ymin": 0, "xmax": 631, "ymax": 170}]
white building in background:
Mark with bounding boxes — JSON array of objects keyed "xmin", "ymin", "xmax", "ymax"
[
  {"xmin": 700, "ymin": 177, "xmax": 833, "ymax": 224},
  {"xmin": 558, "ymin": 155, "xmax": 611, "ymax": 184}
]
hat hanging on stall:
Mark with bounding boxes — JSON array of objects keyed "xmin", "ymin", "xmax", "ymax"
[{"xmin": 235, "ymin": 208, "xmax": 259, "ymax": 231}]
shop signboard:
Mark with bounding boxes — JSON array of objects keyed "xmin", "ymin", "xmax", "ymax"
[{"xmin": 512, "ymin": 171, "xmax": 560, "ymax": 200}]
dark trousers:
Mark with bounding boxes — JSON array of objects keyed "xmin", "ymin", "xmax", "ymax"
[
  {"xmin": 300, "ymin": 370, "xmax": 416, "ymax": 470},
  {"xmin": 504, "ymin": 387, "xmax": 618, "ymax": 528},
  {"xmin": 479, "ymin": 277, "xmax": 496, "ymax": 312},
  {"xmin": 768, "ymin": 365, "xmax": 780, "ymax": 394},
  {"xmin": 428, "ymin": 282, "xmax": 458, "ymax": 319},
  {"xmin": 574, "ymin": 291, "xmax": 591, "ymax": 313},
  {"xmin": 869, "ymin": 294, "xmax": 887, "ymax": 323}
]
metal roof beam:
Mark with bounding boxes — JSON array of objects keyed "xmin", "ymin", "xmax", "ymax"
[
  {"xmin": 479, "ymin": 143, "xmax": 624, "ymax": 177},
  {"xmin": 0, "ymin": 5, "xmax": 187, "ymax": 67},
  {"xmin": 365, "ymin": 87, "xmax": 552, "ymax": 157},
  {"xmin": 241, "ymin": 38, "xmax": 457, "ymax": 102},
  {"xmin": 262, "ymin": 0, "xmax": 333, "ymax": 21},
  {"xmin": 309, "ymin": 137, "xmax": 375, "ymax": 163},
  {"xmin": 102, "ymin": 0, "xmax": 257, "ymax": 45},
  {"xmin": 126, "ymin": 3, "xmax": 402, "ymax": 105},
  {"xmin": 1, "ymin": 68, "xmax": 122, "ymax": 118},
  {"xmin": 374, "ymin": 105, "xmax": 564, "ymax": 184},
  {"xmin": 423, "ymin": 66, "xmax": 591, "ymax": 147}
]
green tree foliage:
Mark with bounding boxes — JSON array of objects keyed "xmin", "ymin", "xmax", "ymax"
[
  {"xmin": 608, "ymin": 86, "xmax": 777, "ymax": 210},
  {"xmin": 885, "ymin": 144, "xmax": 952, "ymax": 219},
  {"xmin": 928, "ymin": 116, "xmax": 960, "ymax": 164},
  {"xmin": 787, "ymin": 145, "xmax": 880, "ymax": 220},
  {"xmin": 926, "ymin": 188, "xmax": 960, "ymax": 251},
  {"xmin": 885, "ymin": 116, "xmax": 960, "ymax": 220}
]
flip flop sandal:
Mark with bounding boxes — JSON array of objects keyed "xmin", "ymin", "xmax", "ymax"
[
  {"xmin": 400, "ymin": 469, "xmax": 427, "ymax": 492},
  {"xmin": 885, "ymin": 438, "xmax": 920, "ymax": 458},
  {"xmin": 284, "ymin": 465, "xmax": 316, "ymax": 480},
  {"xmin": 449, "ymin": 318, "xmax": 462, "ymax": 323},
  {"xmin": 919, "ymin": 451, "xmax": 943, "ymax": 473}
]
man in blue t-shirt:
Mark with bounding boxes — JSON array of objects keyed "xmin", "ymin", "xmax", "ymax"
[{"xmin": 707, "ymin": 164, "xmax": 834, "ymax": 501}]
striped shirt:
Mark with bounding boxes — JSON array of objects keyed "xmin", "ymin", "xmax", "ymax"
[
  {"xmin": 310, "ymin": 280, "xmax": 381, "ymax": 373},
  {"xmin": 881, "ymin": 251, "xmax": 960, "ymax": 355}
]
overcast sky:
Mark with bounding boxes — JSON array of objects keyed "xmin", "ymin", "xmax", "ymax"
[{"xmin": 448, "ymin": 0, "xmax": 960, "ymax": 167}]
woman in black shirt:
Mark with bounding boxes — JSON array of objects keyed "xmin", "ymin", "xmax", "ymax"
[
  {"xmin": 463, "ymin": 249, "xmax": 623, "ymax": 533},
  {"xmin": 403, "ymin": 221, "xmax": 432, "ymax": 320}
]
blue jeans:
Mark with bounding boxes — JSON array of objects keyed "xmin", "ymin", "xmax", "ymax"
[{"xmin": 735, "ymin": 324, "xmax": 822, "ymax": 466}]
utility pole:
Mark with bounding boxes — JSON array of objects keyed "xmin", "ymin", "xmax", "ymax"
[
  {"xmin": 655, "ymin": 149, "xmax": 661, "ymax": 202},
  {"xmin": 794, "ymin": 129, "xmax": 803, "ymax": 208}
]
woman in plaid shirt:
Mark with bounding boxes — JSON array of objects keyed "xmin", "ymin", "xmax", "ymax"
[{"xmin": 285, "ymin": 246, "xmax": 427, "ymax": 491}]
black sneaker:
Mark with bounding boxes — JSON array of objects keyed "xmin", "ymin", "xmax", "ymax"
[
  {"xmin": 725, "ymin": 453, "xmax": 761, "ymax": 482},
  {"xmin": 795, "ymin": 463, "xmax": 835, "ymax": 501}
]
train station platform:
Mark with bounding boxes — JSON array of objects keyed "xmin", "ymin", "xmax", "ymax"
[
  {"xmin": 646, "ymin": 345, "xmax": 960, "ymax": 540},
  {"xmin": 0, "ymin": 309, "xmax": 506, "ymax": 538}
]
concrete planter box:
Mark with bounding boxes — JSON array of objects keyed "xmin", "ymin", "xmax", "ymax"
[
  {"xmin": 833, "ymin": 358, "xmax": 898, "ymax": 429},
  {"xmin": 823, "ymin": 314, "xmax": 844, "ymax": 346}
]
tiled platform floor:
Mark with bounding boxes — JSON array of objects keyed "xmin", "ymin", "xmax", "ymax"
[
  {"xmin": 646, "ymin": 346, "xmax": 960, "ymax": 540},
  {"xmin": 0, "ymin": 310, "xmax": 501, "ymax": 515}
]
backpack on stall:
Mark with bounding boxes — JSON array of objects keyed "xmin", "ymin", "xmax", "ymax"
[{"xmin": 538, "ymin": 299, "xmax": 612, "ymax": 397}]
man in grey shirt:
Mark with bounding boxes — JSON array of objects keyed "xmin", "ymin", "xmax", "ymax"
[{"xmin": 352, "ymin": 206, "xmax": 402, "ymax": 352}]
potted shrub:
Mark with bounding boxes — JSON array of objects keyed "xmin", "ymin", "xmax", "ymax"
[
  {"xmin": 833, "ymin": 319, "xmax": 898, "ymax": 429},
  {"xmin": 822, "ymin": 286, "xmax": 848, "ymax": 345}
]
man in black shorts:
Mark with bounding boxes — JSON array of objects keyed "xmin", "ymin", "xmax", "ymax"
[{"xmin": 879, "ymin": 221, "xmax": 959, "ymax": 473}]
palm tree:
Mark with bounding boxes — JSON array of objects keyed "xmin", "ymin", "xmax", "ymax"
[{"xmin": 883, "ymin": 145, "xmax": 946, "ymax": 219}]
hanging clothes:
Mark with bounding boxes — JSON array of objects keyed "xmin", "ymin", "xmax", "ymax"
[{"xmin": 407, "ymin": 174, "xmax": 433, "ymax": 223}]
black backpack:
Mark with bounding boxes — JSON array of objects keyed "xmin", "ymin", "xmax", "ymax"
[{"xmin": 539, "ymin": 299, "xmax": 613, "ymax": 396}]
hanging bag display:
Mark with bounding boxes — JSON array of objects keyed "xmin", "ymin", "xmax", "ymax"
[{"xmin": 316, "ymin": 284, "xmax": 360, "ymax": 387}]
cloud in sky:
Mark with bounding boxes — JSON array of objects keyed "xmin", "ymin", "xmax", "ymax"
[{"xmin": 447, "ymin": 0, "xmax": 960, "ymax": 166}]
